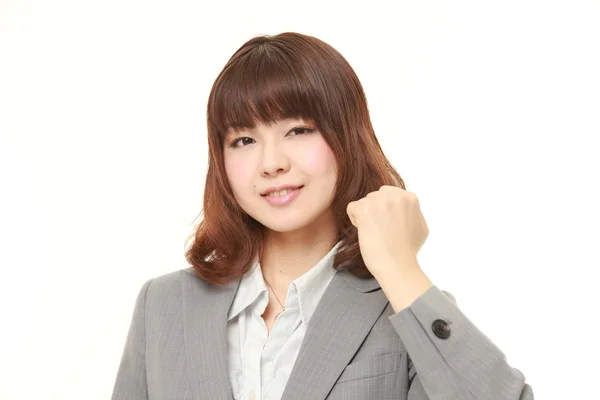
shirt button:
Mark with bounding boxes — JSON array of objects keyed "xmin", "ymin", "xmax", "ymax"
[
  {"xmin": 432, "ymin": 319, "xmax": 451, "ymax": 339},
  {"xmin": 248, "ymin": 391, "xmax": 256, "ymax": 400}
]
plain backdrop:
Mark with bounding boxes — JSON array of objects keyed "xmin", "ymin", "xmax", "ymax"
[{"xmin": 1, "ymin": 0, "xmax": 598, "ymax": 399}]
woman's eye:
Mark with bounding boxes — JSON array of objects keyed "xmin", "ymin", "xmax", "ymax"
[
  {"xmin": 230, "ymin": 137, "xmax": 254, "ymax": 148},
  {"xmin": 229, "ymin": 127, "xmax": 314, "ymax": 148},
  {"xmin": 289, "ymin": 127, "xmax": 315, "ymax": 136}
]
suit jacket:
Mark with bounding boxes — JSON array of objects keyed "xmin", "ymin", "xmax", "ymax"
[{"xmin": 112, "ymin": 267, "xmax": 534, "ymax": 400}]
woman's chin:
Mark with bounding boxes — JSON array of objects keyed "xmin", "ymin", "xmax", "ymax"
[{"xmin": 260, "ymin": 219, "xmax": 309, "ymax": 234}]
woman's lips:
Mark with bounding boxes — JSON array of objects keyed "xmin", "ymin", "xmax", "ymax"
[{"xmin": 262, "ymin": 186, "xmax": 303, "ymax": 205}]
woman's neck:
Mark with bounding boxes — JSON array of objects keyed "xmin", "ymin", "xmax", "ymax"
[{"xmin": 260, "ymin": 226, "xmax": 338, "ymax": 286}]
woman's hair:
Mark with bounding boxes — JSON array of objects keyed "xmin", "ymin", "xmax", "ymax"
[{"xmin": 185, "ymin": 32, "xmax": 405, "ymax": 285}]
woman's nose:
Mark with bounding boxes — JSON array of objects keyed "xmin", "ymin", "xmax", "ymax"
[{"xmin": 260, "ymin": 144, "xmax": 291, "ymax": 177}]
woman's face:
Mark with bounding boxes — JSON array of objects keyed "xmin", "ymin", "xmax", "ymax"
[{"xmin": 223, "ymin": 118, "xmax": 338, "ymax": 234}]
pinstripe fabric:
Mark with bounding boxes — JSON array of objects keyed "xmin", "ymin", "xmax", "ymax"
[{"xmin": 112, "ymin": 267, "xmax": 534, "ymax": 400}]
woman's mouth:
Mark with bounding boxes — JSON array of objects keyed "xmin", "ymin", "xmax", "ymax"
[{"xmin": 261, "ymin": 185, "xmax": 304, "ymax": 205}]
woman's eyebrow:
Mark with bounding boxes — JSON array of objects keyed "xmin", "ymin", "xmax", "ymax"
[{"xmin": 225, "ymin": 128, "xmax": 244, "ymax": 137}]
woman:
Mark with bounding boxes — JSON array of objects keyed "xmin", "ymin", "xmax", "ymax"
[{"xmin": 112, "ymin": 32, "xmax": 534, "ymax": 399}]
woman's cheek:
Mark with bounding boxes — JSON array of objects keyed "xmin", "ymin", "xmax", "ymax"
[
  {"xmin": 301, "ymin": 141, "xmax": 337, "ymax": 175},
  {"xmin": 226, "ymin": 157, "xmax": 257, "ymax": 195}
]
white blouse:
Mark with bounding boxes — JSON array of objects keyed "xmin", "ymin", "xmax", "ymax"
[{"xmin": 226, "ymin": 241, "xmax": 342, "ymax": 400}]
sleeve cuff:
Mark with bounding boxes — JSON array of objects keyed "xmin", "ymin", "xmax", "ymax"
[{"xmin": 387, "ymin": 286, "xmax": 527, "ymax": 398}]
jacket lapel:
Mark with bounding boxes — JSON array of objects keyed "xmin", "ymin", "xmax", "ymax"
[
  {"xmin": 181, "ymin": 268, "xmax": 241, "ymax": 400},
  {"xmin": 281, "ymin": 269, "xmax": 388, "ymax": 400},
  {"xmin": 181, "ymin": 266, "xmax": 388, "ymax": 400}
]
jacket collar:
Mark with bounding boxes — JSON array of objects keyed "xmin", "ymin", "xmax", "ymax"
[{"xmin": 181, "ymin": 264, "xmax": 386, "ymax": 400}]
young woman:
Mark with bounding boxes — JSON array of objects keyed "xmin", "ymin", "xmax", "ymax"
[{"xmin": 112, "ymin": 32, "xmax": 534, "ymax": 400}]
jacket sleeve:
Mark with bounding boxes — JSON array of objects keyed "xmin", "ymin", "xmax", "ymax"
[
  {"xmin": 388, "ymin": 286, "xmax": 534, "ymax": 399},
  {"xmin": 111, "ymin": 279, "xmax": 153, "ymax": 400}
]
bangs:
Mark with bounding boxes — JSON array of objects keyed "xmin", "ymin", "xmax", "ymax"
[{"xmin": 207, "ymin": 44, "xmax": 327, "ymax": 138}]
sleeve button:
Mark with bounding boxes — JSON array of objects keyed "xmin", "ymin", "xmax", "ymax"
[{"xmin": 432, "ymin": 319, "xmax": 451, "ymax": 339}]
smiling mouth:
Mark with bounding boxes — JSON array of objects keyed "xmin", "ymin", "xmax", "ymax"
[{"xmin": 261, "ymin": 185, "xmax": 304, "ymax": 197}]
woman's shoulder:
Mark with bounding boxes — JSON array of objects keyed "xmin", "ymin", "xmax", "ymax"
[
  {"xmin": 151, "ymin": 267, "xmax": 198, "ymax": 284},
  {"xmin": 147, "ymin": 266, "xmax": 208, "ymax": 289},
  {"xmin": 137, "ymin": 267, "xmax": 234, "ymax": 318},
  {"xmin": 144, "ymin": 266, "xmax": 232, "ymax": 299},
  {"xmin": 128, "ymin": 268, "xmax": 209, "ymax": 318}
]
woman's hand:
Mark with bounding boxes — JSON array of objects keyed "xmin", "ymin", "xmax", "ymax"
[{"xmin": 346, "ymin": 185, "xmax": 433, "ymax": 311}]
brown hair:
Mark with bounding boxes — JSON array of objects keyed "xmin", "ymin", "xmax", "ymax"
[{"xmin": 185, "ymin": 32, "xmax": 405, "ymax": 285}]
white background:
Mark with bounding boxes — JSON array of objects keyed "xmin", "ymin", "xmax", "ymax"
[{"xmin": 1, "ymin": 1, "xmax": 598, "ymax": 399}]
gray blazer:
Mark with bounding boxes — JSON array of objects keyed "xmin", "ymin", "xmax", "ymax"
[{"xmin": 112, "ymin": 267, "xmax": 534, "ymax": 399}]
